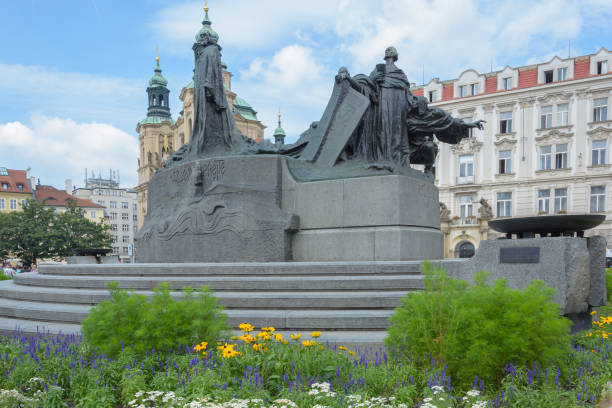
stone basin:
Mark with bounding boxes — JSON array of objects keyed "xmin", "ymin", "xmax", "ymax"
[{"xmin": 489, "ymin": 214, "xmax": 606, "ymax": 235}]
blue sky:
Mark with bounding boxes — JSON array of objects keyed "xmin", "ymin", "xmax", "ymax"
[{"xmin": 0, "ymin": 0, "xmax": 611, "ymax": 188}]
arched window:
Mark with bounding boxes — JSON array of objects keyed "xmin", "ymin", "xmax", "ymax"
[
  {"xmin": 159, "ymin": 95, "xmax": 164, "ymax": 106},
  {"xmin": 454, "ymin": 241, "xmax": 475, "ymax": 258},
  {"xmin": 152, "ymin": 96, "xmax": 157, "ymax": 106}
]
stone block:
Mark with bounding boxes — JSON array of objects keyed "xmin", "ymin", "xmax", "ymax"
[{"xmin": 587, "ymin": 235, "xmax": 607, "ymax": 307}]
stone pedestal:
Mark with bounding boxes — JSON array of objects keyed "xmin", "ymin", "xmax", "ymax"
[
  {"xmin": 282, "ymin": 165, "xmax": 443, "ymax": 261},
  {"xmin": 136, "ymin": 155, "xmax": 443, "ymax": 263},
  {"xmin": 135, "ymin": 156, "xmax": 298, "ymax": 263}
]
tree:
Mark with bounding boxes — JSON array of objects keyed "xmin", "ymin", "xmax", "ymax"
[{"xmin": 0, "ymin": 199, "xmax": 111, "ymax": 267}]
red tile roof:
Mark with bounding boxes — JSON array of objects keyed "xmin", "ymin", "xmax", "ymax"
[
  {"xmin": 35, "ymin": 185, "xmax": 104, "ymax": 208},
  {"xmin": 0, "ymin": 169, "xmax": 32, "ymax": 194}
]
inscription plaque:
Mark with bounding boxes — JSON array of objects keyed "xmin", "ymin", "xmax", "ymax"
[{"xmin": 499, "ymin": 247, "xmax": 540, "ymax": 264}]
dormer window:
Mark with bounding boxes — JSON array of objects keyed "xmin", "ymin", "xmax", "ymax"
[
  {"xmin": 428, "ymin": 90, "xmax": 437, "ymax": 102},
  {"xmin": 557, "ymin": 67, "xmax": 567, "ymax": 81},
  {"xmin": 459, "ymin": 85, "xmax": 467, "ymax": 97},
  {"xmin": 1, "ymin": 183, "xmax": 7, "ymax": 190},
  {"xmin": 502, "ymin": 77, "xmax": 512, "ymax": 90},
  {"xmin": 17, "ymin": 184, "xmax": 23, "ymax": 191},
  {"xmin": 544, "ymin": 70, "xmax": 554, "ymax": 83},
  {"xmin": 597, "ymin": 60, "xmax": 608, "ymax": 75},
  {"xmin": 470, "ymin": 83, "xmax": 479, "ymax": 95}
]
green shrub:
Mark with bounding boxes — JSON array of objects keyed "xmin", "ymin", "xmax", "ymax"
[
  {"xmin": 386, "ymin": 262, "xmax": 572, "ymax": 388},
  {"xmin": 0, "ymin": 273, "xmax": 12, "ymax": 281},
  {"xmin": 82, "ymin": 282, "xmax": 228, "ymax": 357}
]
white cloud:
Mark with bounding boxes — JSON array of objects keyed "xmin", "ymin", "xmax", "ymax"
[
  {"xmin": 0, "ymin": 61, "xmax": 143, "ymax": 130},
  {"xmin": 0, "ymin": 115, "xmax": 139, "ymax": 189}
]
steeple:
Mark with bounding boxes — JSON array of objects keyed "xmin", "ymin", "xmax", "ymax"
[
  {"xmin": 273, "ymin": 108, "xmax": 286, "ymax": 146},
  {"xmin": 195, "ymin": 0, "xmax": 219, "ymax": 44},
  {"xmin": 143, "ymin": 49, "xmax": 172, "ymax": 123}
]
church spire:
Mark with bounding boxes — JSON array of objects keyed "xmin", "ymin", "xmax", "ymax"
[
  {"xmin": 273, "ymin": 107, "xmax": 286, "ymax": 146},
  {"xmin": 143, "ymin": 50, "xmax": 172, "ymax": 122},
  {"xmin": 195, "ymin": 0, "xmax": 219, "ymax": 43}
]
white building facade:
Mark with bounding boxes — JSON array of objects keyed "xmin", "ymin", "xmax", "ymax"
[
  {"xmin": 72, "ymin": 173, "xmax": 138, "ymax": 262},
  {"xmin": 412, "ymin": 48, "xmax": 612, "ymax": 258}
]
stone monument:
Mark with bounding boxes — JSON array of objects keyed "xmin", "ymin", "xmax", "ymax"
[{"xmin": 134, "ymin": 8, "xmax": 482, "ymax": 263}]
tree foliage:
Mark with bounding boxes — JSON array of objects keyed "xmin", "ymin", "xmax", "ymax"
[{"xmin": 0, "ymin": 199, "xmax": 111, "ymax": 266}]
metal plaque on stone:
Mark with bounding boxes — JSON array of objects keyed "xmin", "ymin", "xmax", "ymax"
[{"xmin": 499, "ymin": 247, "xmax": 540, "ymax": 264}]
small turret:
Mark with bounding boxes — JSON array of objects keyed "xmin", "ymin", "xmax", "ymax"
[
  {"xmin": 143, "ymin": 50, "xmax": 172, "ymax": 123},
  {"xmin": 273, "ymin": 108, "xmax": 286, "ymax": 146}
]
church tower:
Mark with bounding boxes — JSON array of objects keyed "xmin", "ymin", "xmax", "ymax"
[
  {"xmin": 135, "ymin": 53, "xmax": 174, "ymax": 228},
  {"xmin": 273, "ymin": 108, "xmax": 286, "ymax": 146}
]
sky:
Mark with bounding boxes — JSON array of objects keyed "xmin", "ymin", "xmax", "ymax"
[{"xmin": 0, "ymin": 0, "xmax": 611, "ymax": 189}]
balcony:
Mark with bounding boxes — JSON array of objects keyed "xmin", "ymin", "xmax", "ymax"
[
  {"xmin": 451, "ymin": 217, "xmax": 478, "ymax": 226},
  {"xmin": 456, "ymin": 175, "xmax": 475, "ymax": 185}
]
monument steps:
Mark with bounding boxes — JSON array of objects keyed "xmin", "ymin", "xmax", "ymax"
[
  {"xmin": 0, "ymin": 282, "xmax": 407, "ymax": 309},
  {"xmin": 0, "ymin": 262, "xmax": 429, "ymax": 346},
  {"xmin": 13, "ymin": 273, "xmax": 424, "ymax": 292}
]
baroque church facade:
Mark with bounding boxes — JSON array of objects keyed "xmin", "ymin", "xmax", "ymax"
[{"xmin": 135, "ymin": 13, "xmax": 265, "ymax": 227}]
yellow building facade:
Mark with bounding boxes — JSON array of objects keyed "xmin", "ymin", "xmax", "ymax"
[{"xmin": 0, "ymin": 167, "xmax": 34, "ymax": 213}]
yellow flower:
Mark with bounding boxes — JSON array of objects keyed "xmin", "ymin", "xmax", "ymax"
[
  {"xmin": 603, "ymin": 333, "xmax": 609, "ymax": 340},
  {"xmin": 253, "ymin": 343, "xmax": 263, "ymax": 351},
  {"xmin": 231, "ymin": 336, "xmax": 238, "ymax": 340},
  {"xmin": 219, "ymin": 343, "xmax": 242, "ymax": 358},
  {"xmin": 239, "ymin": 323, "xmax": 255, "ymax": 333},
  {"xmin": 256, "ymin": 331, "xmax": 271, "ymax": 341},
  {"xmin": 302, "ymin": 340, "xmax": 317, "ymax": 347},
  {"xmin": 261, "ymin": 326, "xmax": 276, "ymax": 333},
  {"xmin": 310, "ymin": 331, "xmax": 321, "ymax": 338},
  {"xmin": 338, "ymin": 346, "xmax": 347, "ymax": 351},
  {"xmin": 587, "ymin": 332, "xmax": 593, "ymax": 337},
  {"xmin": 193, "ymin": 341, "xmax": 208, "ymax": 352},
  {"xmin": 290, "ymin": 333, "xmax": 302, "ymax": 341},
  {"xmin": 590, "ymin": 310, "xmax": 598, "ymax": 316},
  {"xmin": 274, "ymin": 333, "xmax": 284, "ymax": 342},
  {"xmin": 348, "ymin": 350, "xmax": 355, "ymax": 356},
  {"xmin": 239, "ymin": 334, "xmax": 254, "ymax": 344},
  {"xmin": 320, "ymin": 346, "xmax": 325, "ymax": 350}
]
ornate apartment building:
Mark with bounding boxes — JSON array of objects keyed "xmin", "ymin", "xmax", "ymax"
[
  {"xmin": 412, "ymin": 48, "xmax": 612, "ymax": 258},
  {"xmin": 72, "ymin": 173, "xmax": 138, "ymax": 262},
  {"xmin": 135, "ymin": 11, "xmax": 265, "ymax": 228}
]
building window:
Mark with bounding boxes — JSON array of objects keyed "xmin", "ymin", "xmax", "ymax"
[
  {"xmin": 544, "ymin": 70, "xmax": 553, "ymax": 83},
  {"xmin": 112, "ymin": 190, "xmax": 117, "ymax": 196},
  {"xmin": 1, "ymin": 183, "xmax": 7, "ymax": 190},
  {"xmin": 122, "ymin": 247, "xmax": 129, "ymax": 254},
  {"xmin": 111, "ymin": 224, "xmax": 118, "ymax": 231},
  {"xmin": 111, "ymin": 235, "xmax": 117, "ymax": 243},
  {"xmin": 120, "ymin": 191, "xmax": 125, "ymax": 197},
  {"xmin": 500, "ymin": 111, "xmax": 512, "ymax": 133},
  {"xmin": 554, "ymin": 188, "xmax": 567, "ymax": 213},
  {"xmin": 105, "ymin": 190, "xmax": 110, "ymax": 196},
  {"xmin": 458, "ymin": 154, "xmax": 474, "ymax": 182},
  {"xmin": 122, "ymin": 213, "xmax": 129, "ymax": 220},
  {"xmin": 459, "ymin": 85, "xmax": 467, "ymax": 97},
  {"xmin": 540, "ymin": 146, "xmax": 552, "ymax": 170},
  {"xmin": 540, "ymin": 105, "xmax": 553, "ymax": 129},
  {"xmin": 428, "ymin": 90, "xmax": 437, "ymax": 102},
  {"xmin": 590, "ymin": 186, "xmax": 606, "ymax": 212},
  {"xmin": 110, "ymin": 212, "xmax": 117, "ymax": 220},
  {"xmin": 593, "ymin": 98, "xmax": 608, "ymax": 122},
  {"xmin": 122, "ymin": 224, "xmax": 129, "ymax": 232},
  {"xmin": 97, "ymin": 200, "xmax": 105, "ymax": 205},
  {"xmin": 454, "ymin": 241, "xmax": 475, "ymax": 258},
  {"xmin": 597, "ymin": 60, "xmax": 608, "ymax": 75},
  {"xmin": 133, "ymin": 214, "xmax": 138, "ymax": 221},
  {"xmin": 122, "ymin": 236, "xmax": 129, "ymax": 243},
  {"xmin": 556, "ymin": 103, "xmax": 569, "ymax": 126},
  {"xmin": 538, "ymin": 189, "xmax": 550, "ymax": 214},
  {"xmin": 557, "ymin": 67, "xmax": 567, "ymax": 81},
  {"xmin": 459, "ymin": 195, "xmax": 474, "ymax": 218},
  {"xmin": 90, "ymin": 211, "xmax": 96, "ymax": 219},
  {"xmin": 17, "ymin": 184, "xmax": 23, "ymax": 191},
  {"xmin": 497, "ymin": 192, "xmax": 512, "ymax": 217},
  {"xmin": 112, "ymin": 247, "xmax": 118, "ymax": 255},
  {"xmin": 555, "ymin": 144, "xmax": 568, "ymax": 169},
  {"xmin": 462, "ymin": 117, "xmax": 474, "ymax": 138},
  {"xmin": 502, "ymin": 77, "xmax": 512, "ymax": 90},
  {"xmin": 110, "ymin": 201, "xmax": 117, "ymax": 208},
  {"xmin": 0, "ymin": 199, "xmax": 4, "ymax": 209},
  {"xmin": 592, "ymin": 140, "xmax": 607, "ymax": 166},
  {"xmin": 9, "ymin": 200, "xmax": 16, "ymax": 210},
  {"xmin": 133, "ymin": 203, "xmax": 137, "ymax": 211},
  {"xmin": 121, "ymin": 202, "xmax": 128, "ymax": 209},
  {"xmin": 470, "ymin": 83, "xmax": 479, "ymax": 95},
  {"xmin": 498, "ymin": 150, "xmax": 512, "ymax": 174},
  {"xmin": 21, "ymin": 200, "xmax": 26, "ymax": 207}
]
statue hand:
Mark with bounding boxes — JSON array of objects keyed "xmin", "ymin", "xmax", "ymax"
[{"xmin": 471, "ymin": 119, "xmax": 486, "ymax": 130}]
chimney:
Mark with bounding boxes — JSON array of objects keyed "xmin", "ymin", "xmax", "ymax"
[
  {"xmin": 65, "ymin": 179, "xmax": 73, "ymax": 194},
  {"xmin": 26, "ymin": 167, "xmax": 31, "ymax": 179},
  {"xmin": 29, "ymin": 177, "xmax": 36, "ymax": 191}
]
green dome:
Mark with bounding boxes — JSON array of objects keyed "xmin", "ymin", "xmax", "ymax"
[
  {"xmin": 273, "ymin": 126, "xmax": 286, "ymax": 137},
  {"xmin": 233, "ymin": 96, "xmax": 252, "ymax": 108},
  {"xmin": 149, "ymin": 60, "xmax": 168, "ymax": 87},
  {"xmin": 139, "ymin": 116, "xmax": 174, "ymax": 126},
  {"xmin": 195, "ymin": 10, "xmax": 219, "ymax": 43}
]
